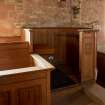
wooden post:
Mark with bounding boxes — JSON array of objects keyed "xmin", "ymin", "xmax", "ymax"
[
  {"xmin": 79, "ymin": 29, "xmax": 97, "ymax": 82},
  {"xmin": 24, "ymin": 29, "xmax": 33, "ymax": 53}
]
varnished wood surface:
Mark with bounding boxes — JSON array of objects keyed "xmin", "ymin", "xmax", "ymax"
[
  {"xmin": 0, "ymin": 40, "xmax": 54, "ymax": 105},
  {"xmin": 0, "ymin": 36, "xmax": 24, "ymax": 43},
  {"xmin": 0, "ymin": 54, "xmax": 54, "ymax": 77},
  {"xmin": 79, "ymin": 31, "xmax": 96, "ymax": 81},
  {"xmin": 31, "ymin": 28, "xmax": 79, "ymax": 49},
  {"xmin": 0, "ymin": 42, "xmax": 34, "ymax": 70},
  {"xmin": 0, "ymin": 45, "xmax": 53, "ymax": 105},
  {"xmin": 97, "ymin": 52, "xmax": 105, "ymax": 87},
  {"xmin": 33, "ymin": 44, "xmax": 55, "ymax": 54},
  {"xmin": 0, "ymin": 70, "xmax": 49, "ymax": 105},
  {"xmin": 31, "ymin": 28, "xmax": 80, "ymax": 81},
  {"xmin": 30, "ymin": 28, "xmax": 97, "ymax": 82}
]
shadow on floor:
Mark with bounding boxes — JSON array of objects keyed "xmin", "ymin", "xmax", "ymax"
[{"xmin": 51, "ymin": 69, "xmax": 76, "ymax": 89}]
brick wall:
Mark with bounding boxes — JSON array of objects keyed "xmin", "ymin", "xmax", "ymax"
[
  {"xmin": 81, "ymin": 0, "xmax": 105, "ymax": 52},
  {"xmin": 0, "ymin": 0, "xmax": 72, "ymax": 38},
  {"xmin": 0, "ymin": 1, "xmax": 23, "ymax": 37},
  {"xmin": 1, "ymin": 0, "xmax": 105, "ymax": 51}
]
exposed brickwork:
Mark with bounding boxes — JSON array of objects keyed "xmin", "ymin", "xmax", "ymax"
[
  {"xmin": 0, "ymin": 1, "xmax": 23, "ymax": 37},
  {"xmin": 0, "ymin": 0, "xmax": 105, "ymax": 51},
  {"xmin": 81, "ymin": 0, "xmax": 105, "ymax": 52},
  {"xmin": 0, "ymin": 0, "xmax": 72, "ymax": 37}
]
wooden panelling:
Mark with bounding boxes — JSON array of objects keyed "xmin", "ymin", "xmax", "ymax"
[
  {"xmin": 32, "ymin": 29, "xmax": 55, "ymax": 48},
  {"xmin": 31, "ymin": 28, "xmax": 80, "ymax": 81},
  {"xmin": 0, "ymin": 73, "xmax": 48, "ymax": 105},
  {"xmin": 31, "ymin": 28, "xmax": 96, "ymax": 82},
  {"xmin": 54, "ymin": 34, "xmax": 67, "ymax": 64},
  {"xmin": 0, "ymin": 42, "xmax": 34, "ymax": 70},
  {"xmin": 66, "ymin": 34, "xmax": 79, "ymax": 74},
  {"xmin": 18, "ymin": 86, "xmax": 41, "ymax": 105},
  {"xmin": 31, "ymin": 28, "xmax": 79, "ymax": 65},
  {"xmin": 0, "ymin": 36, "xmax": 24, "ymax": 43},
  {"xmin": 0, "ymin": 71, "xmax": 47, "ymax": 85},
  {"xmin": 0, "ymin": 92, "xmax": 10, "ymax": 105},
  {"xmin": 0, "ymin": 39, "xmax": 52, "ymax": 105},
  {"xmin": 16, "ymin": 79, "xmax": 46, "ymax": 105},
  {"xmin": 0, "ymin": 64, "xmax": 51, "ymax": 105},
  {"xmin": 33, "ymin": 44, "xmax": 55, "ymax": 55},
  {"xmin": 97, "ymin": 52, "xmax": 105, "ymax": 86},
  {"xmin": 79, "ymin": 31, "xmax": 96, "ymax": 81},
  {"xmin": 31, "ymin": 28, "xmax": 79, "ymax": 51}
]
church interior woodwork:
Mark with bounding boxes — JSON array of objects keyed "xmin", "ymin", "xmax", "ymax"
[
  {"xmin": 0, "ymin": 27, "xmax": 101, "ymax": 105},
  {"xmin": 29, "ymin": 28, "xmax": 96, "ymax": 89}
]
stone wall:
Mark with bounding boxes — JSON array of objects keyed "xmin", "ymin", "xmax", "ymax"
[
  {"xmin": 1, "ymin": 0, "xmax": 105, "ymax": 52},
  {"xmin": 0, "ymin": 0, "xmax": 72, "ymax": 37},
  {"xmin": 81, "ymin": 0, "xmax": 105, "ymax": 52}
]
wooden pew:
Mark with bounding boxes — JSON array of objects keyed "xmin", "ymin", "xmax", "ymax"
[
  {"xmin": 0, "ymin": 42, "xmax": 34, "ymax": 70},
  {"xmin": 0, "ymin": 42, "xmax": 54, "ymax": 105}
]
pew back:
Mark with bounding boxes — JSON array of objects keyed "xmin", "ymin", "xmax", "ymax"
[{"xmin": 0, "ymin": 42, "xmax": 34, "ymax": 70}]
